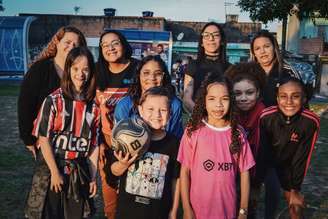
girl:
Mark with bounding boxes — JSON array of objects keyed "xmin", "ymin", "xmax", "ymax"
[
  {"xmin": 114, "ymin": 55, "xmax": 183, "ymax": 139},
  {"xmin": 256, "ymin": 77, "xmax": 320, "ymax": 219},
  {"xmin": 111, "ymin": 86, "xmax": 180, "ymax": 219},
  {"xmin": 179, "ymin": 73, "xmax": 255, "ymax": 219},
  {"xmin": 226, "ymin": 63, "xmax": 267, "ymax": 218},
  {"xmin": 183, "ymin": 22, "xmax": 231, "ymax": 112},
  {"xmin": 25, "ymin": 47, "xmax": 99, "ymax": 219},
  {"xmin": 18, "ymin": 26, "xmax": 86, "ymax": 159},
  {"xmin": 96, "ymin": 30, "xmax": 139, "ymax": 219}
]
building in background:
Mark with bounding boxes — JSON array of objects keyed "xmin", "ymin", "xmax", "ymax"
[{"xmin": 0, "ymin": 12, "xmax": 261, "ymax": 77}]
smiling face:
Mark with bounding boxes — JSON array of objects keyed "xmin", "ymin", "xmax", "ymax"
[
  {"xmin": 101, "ymin": 33, "xmax": 124, "ymax": 63},
  {"xmin": 56, "ymin": 32, "xmax": 80, "ymax": 61},
  {"xmin": 205, "ymin": 82, "xmax": 230, "ymax": 124},
  {"xmin": 252, "ymin": 37, "xmax": 275, "ymax": 68},
  {"xmin": 233, "ymin": 79, "xmax": 259, "ymax": 112},
  {"xmin": 277, "ymin": 81, "xmax": 304, "ymax": 117},
  {"xmin": 140, "ymin": 60, "xmax": 163, "ymax": 93},
  {"xmin": 202, "ymin": 25, "xmax": 221, "ymax": 56},
  {"xmin": 70, "ymin": 55, "xmax": 89, "ymax": 92},
  {"xmin": 138, "ymin": 95, "xmax": 170, "ymax": 130}
]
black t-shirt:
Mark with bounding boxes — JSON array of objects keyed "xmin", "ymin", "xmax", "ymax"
[
  {"xmin": 114, "ymin": 133, "xmax": 180, "ymax": 219},
  {"xmin": 97, "ymin": 58, "xmax": 139, "ymax": 90},
  {"xmin": 186, "ymin": 57, "xmax": 231, "ymax": 100}
]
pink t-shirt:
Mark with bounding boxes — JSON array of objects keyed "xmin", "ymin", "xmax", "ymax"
[{"xmin": 178, "ymin": 121, "xmax": 255, "ymax": 219}]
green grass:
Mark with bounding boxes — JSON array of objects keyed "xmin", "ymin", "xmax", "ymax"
[
  {"xmin": 0, "ymin": 88, "xmax": 327, "ymax": 218},
  {"xmin": 0, "ymin": 84, "xmax": 20, "ymax": 96}
]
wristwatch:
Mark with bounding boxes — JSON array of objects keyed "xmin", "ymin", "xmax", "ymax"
[{"xmin": 239, "ymin": 208, "xmax": 248, "ymax": 215}]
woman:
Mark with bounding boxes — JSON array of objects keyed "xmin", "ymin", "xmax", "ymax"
[
  {"xmin": 183, "ymin": 22, "xmax": 231, "ymax": 113},
  {"xmin": 95, "ymin": 30, "xmax": 139, "ymax": 219},
  {"xmin": 114, "ymin": 55, "xmax": 183, "ymax": 139},
  {"xmin": 250, "ymin": 30, "xmax": 301, "ymax": 107},
  {"xmin": 18, "ymin": 26, "xmax": 86, "ymax": 159}
]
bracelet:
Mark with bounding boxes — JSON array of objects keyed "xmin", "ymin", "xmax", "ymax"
[{"xmin": 239, "ymin": 208, "xmax": 248, "ymax": 215}]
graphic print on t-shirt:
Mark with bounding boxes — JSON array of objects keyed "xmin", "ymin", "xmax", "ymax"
[{"xmin": 125, "ymin": 152, "xmax": 169, "ymax": 199}]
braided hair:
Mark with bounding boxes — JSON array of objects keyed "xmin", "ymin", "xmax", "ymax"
[{"xmin": 186, "ymin": 72, "xmax": 241, "ymax": 154}]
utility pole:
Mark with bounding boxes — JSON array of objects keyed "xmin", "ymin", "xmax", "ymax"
[{"xmin": 224, "ymin": 1, "xmax": 233, "ymax": 22}]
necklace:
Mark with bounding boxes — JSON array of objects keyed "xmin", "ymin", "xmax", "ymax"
[{"xmin": 109, "ymin": 60, "xmax": 131, "ymax": 73}]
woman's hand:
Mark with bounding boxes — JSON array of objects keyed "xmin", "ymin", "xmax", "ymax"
[
  {"xmin": 289, "ymin": 190, "xmax": 305, "ymax": 208},
  {"xmin": 50, "ymin": 171, "xmax": 64, "ymax": 193},
  {"xmin": 89, "ymin": 180, "xmax": 97, "ymax": 198},
  {"xmin": 98, "ymin": 143, "xmax": 107, "ymax": 168},
  {"xmin": 26, "ymin": 145, "xmax": 36, "ymax": 160}
]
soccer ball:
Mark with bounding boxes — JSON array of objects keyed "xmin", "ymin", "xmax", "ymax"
[{"xmin": 111, "ymin": 117, "xmax": 151, "ymax": 159}]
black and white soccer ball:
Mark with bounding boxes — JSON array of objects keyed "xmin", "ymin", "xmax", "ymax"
[{"xmin": 111, "ymin": 117, "xmax": 151, "ymax": 159}]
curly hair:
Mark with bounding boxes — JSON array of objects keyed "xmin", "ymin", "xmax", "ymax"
[
  {"xmin": 225, "ymin": 62, "xmax": 267, "ymax": 92},
  {"xmin": 128, "ymin": 55, "xmax": 175, "ymax": 109},
  {"xmin": 197, "ymin": 22, "xmax": 228, "ymax": 65},
  {"xmin": 31, "ymin": 26, "xmax": 86, "ymax": 65},
  {"xmin": 187, "ymin": 72, "xmax": 241, "ymax": 154}
]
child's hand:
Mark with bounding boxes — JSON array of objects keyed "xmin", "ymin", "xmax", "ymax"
[
  {"xmin": 289, "ymin": 190, "xmax": 305, "ymax": 208},
  {"xmin": 114, "ymin": 151, "xmax": 138, "ymax": 168},
  {"xmin": 50, "ymin": 171, "xmax": 64, "ymax": 193},
  {"xmin": 238, "ymin": 213, "xmax": 247, "ymax": 219},
  {"xmin": 168, "ymin": 209, "xmax": 177, "ymax": 219},
  {"xmin": 89, "ymin": 180, "xmax": 97, "ymax": 198},
  {"xmin": 183, "ymin": 208, "xmax": 195, "ymax": 219}
]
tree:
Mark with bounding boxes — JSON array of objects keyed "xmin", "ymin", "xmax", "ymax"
[{"xmin": 237, "ymin": 0, "xmax": 328, "ymax": 52}]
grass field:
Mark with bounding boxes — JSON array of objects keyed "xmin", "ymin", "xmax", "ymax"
[{"xmin": 0, "ymin": 84, "xmax": 327, "ymax": 219}]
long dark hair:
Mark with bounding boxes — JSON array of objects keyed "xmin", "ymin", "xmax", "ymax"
[
  {"xmin": 187, "ymin": 73, "xmax": 241, "ymax": 154},
  {"xmin": 96, "ymin": 30, "xmax": 133, "ymax": 91},
  {"xmin": 250, "ymin": 30, "xmax": 283, "ymax": 73},
  {"xmin": 197, "ymin": 22, "xmax": 227, "ymax": 64},
  {"xmin": 128, "ymin": 55, "xmax": 175, "ymax": 109},
  {"xmin": 61, "ymin": 47, "xmax": 96, "ymax": 102}
]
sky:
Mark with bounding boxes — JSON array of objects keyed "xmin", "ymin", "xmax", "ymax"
[{"xmin": 1, "ymin": 0, "xmax": 278, "ymax": 31}]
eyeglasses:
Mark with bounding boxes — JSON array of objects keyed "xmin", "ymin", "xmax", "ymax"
[
  {"xmin": 141, "ymin": 71, "xmax": 164, "ymax": 79},
  {"xmin": 100, "ymin": 40, "xmax": 121, "ymax": 50},
  {"xmin": 202, "ymin": 32, "xmax": 221, "ymax": 40}
]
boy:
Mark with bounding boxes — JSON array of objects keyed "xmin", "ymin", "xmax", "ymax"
[{"xmin": 111, "ymin": 87, "xmax": 180, "ymax": 219}]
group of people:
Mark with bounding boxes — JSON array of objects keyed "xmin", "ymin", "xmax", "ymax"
[{"xmin": 18, "ymin": 22, "xmax": 320, "ymax": 219}]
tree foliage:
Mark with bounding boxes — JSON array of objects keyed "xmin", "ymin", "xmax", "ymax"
[{"xmin": 237, "ymin": 0, "xmax": 328, "ymax": 23}]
